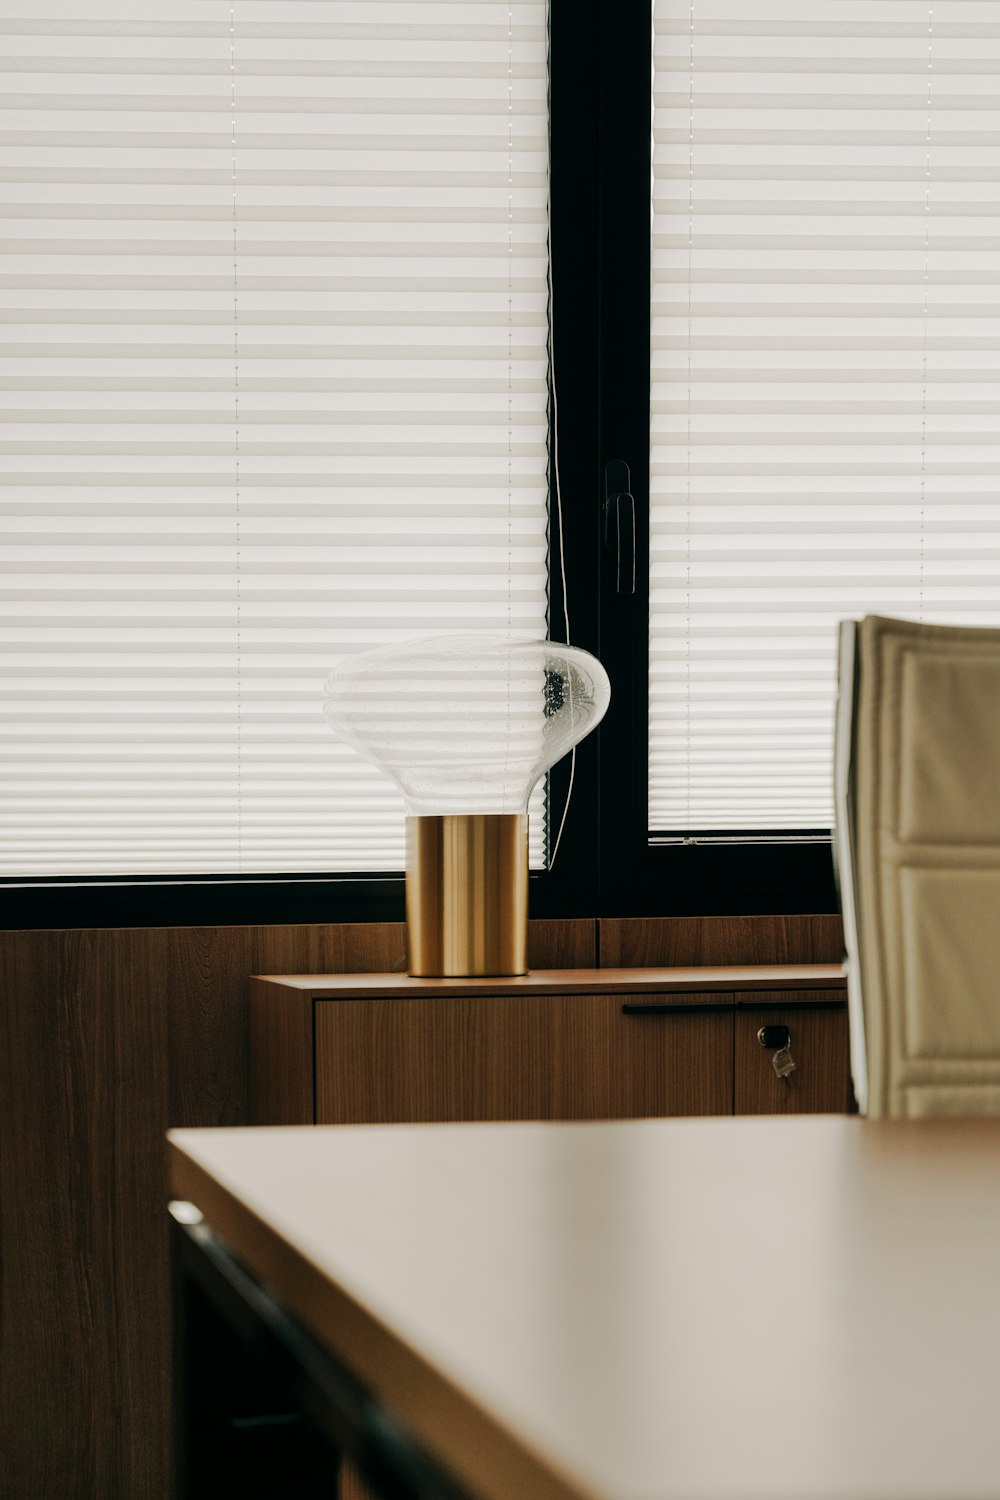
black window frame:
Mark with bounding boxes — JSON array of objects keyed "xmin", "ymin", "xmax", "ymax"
[
  {"xmin": 590, "ymin": 0, "xmax": 838, "ymax": 918},
  {"xmin": 2, "ymin": 0, "xmax": 838, "ymax": 931}
]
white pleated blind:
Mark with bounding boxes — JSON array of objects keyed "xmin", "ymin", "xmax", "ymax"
[
  {"xmin": 650, "ymin": 0, "xmax": 1000, "ymax": 833},
  {"xmin": 0, "ymin": 0, "xmax": 549, "ymax": 876}
]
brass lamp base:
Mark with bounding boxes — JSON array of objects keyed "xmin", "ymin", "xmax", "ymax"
[{"xmin": 406, "ymin": 813, "xmax": 528, "ymax": 977}]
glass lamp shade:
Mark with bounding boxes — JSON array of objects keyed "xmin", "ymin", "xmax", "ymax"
[
  {"xmin": 323, "ymin": 635, "xmax": 610, "ymax": 979},
  {"xmin": 322, "ymin": 635, "xmax": 610, "ymax": 817}
]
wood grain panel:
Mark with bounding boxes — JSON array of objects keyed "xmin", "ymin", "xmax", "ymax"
[
  {"xmin": 252, "ymin": 921, "xmax": 409, "ymax": 979},
  {"xmin": 165, "ymin": 925, "xmax": 254, "ymax": 1128},
  {"xmin": 315, "ymin": 993, "xmax": 733, "ymax": 1124},
  {"xmin": 249, "ymin": 977, "xmax": 315, "ymax": 1125},
  {"xmin": 599, "ymin": 914, "xmax": 845, "ymax": 968},
  {"xmin": 113, "ymin": 927, "xmax": 176, "ymax": 1489},
  {"xmin": 0, "ymin": 928, "xmax": 171, "ymax": 1498},
  {"xmin": 526, "ymin": 918, "xmax": 597, "ymax": 969},
  {"xmin": 735, "ymin": 1002, "xmax": 851, "ymax": 1115},
  {"xmin": 250, "ymin": 918, "xmax": 596, "ymax": 980}
]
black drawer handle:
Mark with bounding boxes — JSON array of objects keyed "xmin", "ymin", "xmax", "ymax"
[
  {"xmin": 621, "ymin": 999, "xmax": 845, "ymax": 1016},
  {"xmin": 621, "ymin": 1002, "xmax": 736, "ymax": 1016}
]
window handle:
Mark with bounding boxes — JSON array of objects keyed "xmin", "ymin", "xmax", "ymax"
[{"xmin": 603, "ymin": 459, "xmax": 636, "ymax": 595}]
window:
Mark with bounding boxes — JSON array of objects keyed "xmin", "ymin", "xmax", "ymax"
[
  {"xmin": 1, "ymin": 0, "xmax": 557, "ymax": 921},
  {"xmin": 7, "ymin": 0, "xmax": 997, "ymax": 927},
  {"xmin": 648, "ymin": 0, "xmax": 1000, "ymax": 842},
  {"xmin": 592, "ymin": 0, "xmax": 1000, "ymax": 917}
]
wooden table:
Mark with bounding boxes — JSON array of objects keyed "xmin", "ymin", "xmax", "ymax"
[{"xmin": 169, "ymin": 1115, "xmax": 1000, "ymax": 1500}]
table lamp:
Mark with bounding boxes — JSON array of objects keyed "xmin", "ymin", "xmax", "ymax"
[{"xmin": 323, "ymin": 635, "xmax": 610, "ymax": 976}]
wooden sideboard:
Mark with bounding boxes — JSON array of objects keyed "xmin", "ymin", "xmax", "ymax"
[{"xmin": 250, "ymin": 965, "xmax": 850, "ymax": 1125}]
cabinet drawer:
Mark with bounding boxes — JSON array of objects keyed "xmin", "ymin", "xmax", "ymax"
[
  {"xmin": 315, "ymin": 991, "xmax": 733, "ymax": 1124},
  {"xmin": 735, "ymin": 995, "xmax": 850, "ymax": 1115}
]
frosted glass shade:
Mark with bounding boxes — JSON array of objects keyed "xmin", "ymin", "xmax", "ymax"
[{"xmin": 323, "ymin": 635, "xmax": 610, "ymax": 816}]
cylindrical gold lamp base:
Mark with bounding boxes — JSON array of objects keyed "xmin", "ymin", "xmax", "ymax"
[{"xmin": 406, "ymin": 813, "xmax": 528, "ymax": 977}]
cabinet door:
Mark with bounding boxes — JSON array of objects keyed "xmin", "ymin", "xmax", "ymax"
[
  {"xmin": 734, "ymin": 994, "xmax": 850, "ymax": 1115},
  {"xmin": 315, "ymin": 992, "xmax": 733, "ymax": 1124}
]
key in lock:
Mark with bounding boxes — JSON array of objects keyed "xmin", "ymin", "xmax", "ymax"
[{"xmin": 757, "ymin": 1024, "xmax": 797, "ymax": 1082}]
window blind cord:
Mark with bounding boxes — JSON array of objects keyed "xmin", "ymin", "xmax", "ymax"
[
  {"xmin": 230, "ymin": 4, "xmax": 243, "ymax": 872},
  {"xmin": 500, "ymin": 0, "xmax": 520, "ymax": 819},
  {"xmin": 499, "ymin": 0, "xmax": 513, "ymax": 815},
  {"xmin": 920, "ymin": 4, "xmax": 931, "ymax": 624},
  {"xmin": 507, "ymin": 0, "xmax": 515, "ymax": 640},
  {"xmin": 684, "ymin": 0, "xmax": 694, "ymax": 830},
  {"xmin": 545, "ymin": 6, "xmax": 575, "ymax": 872},
  {"xmin": 542, "ymin": 367, "xmax": 575, "ymax": 870}
]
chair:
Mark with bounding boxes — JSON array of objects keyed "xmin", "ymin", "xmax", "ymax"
[{"xmin": 834, "ymin": 614, "xmax": 1000, "ymax": 1118}]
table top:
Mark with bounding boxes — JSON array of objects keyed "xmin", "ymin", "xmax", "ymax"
[
  {"xmin": 169, "ymin": 1115, "xmax": 1000, "ymax": 1500},
  {"xmin": 251, "ymin": 963, "xmax": 846, "ymax": 999}
]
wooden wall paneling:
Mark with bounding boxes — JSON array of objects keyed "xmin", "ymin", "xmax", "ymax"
[
  {"xmin": 165, "ymin": 925, "xmax": 255, "ymax": 1129},
  {"xmin": 526, "ymin": 917, "xmax": 597, "ymax": 969},
  {"xmin": 247, "ymin": 917, "xmax": 597, "ymax": 983},
  {"xmin": 734, "ymin": 1000, "xmax": 851, "ymax": 1115},
  {"xmin": 112, "ymin": 927, "xmax": 178, "ymax": 1491},
  {"xmin": 251, "ymin": 921, "xmax": 409, "ymax": 980},
  {"xmin": 599, "ymin": 914, "xmax": 845, "ymax": 969},
  {"xmin": 1, "ymin": 928, "xmax": 97, "ymax": 1498},
  {"xmin": 0, "ymin": 928, "xmax": 171, "ymax": 1499}
]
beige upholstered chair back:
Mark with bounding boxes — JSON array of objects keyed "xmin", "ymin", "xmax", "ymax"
[{"xmin": 835, "ymin": 615, "xmax": 1000, "ymax": 1118}]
